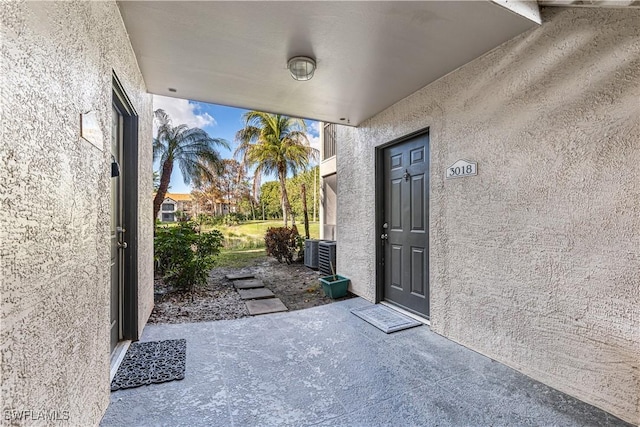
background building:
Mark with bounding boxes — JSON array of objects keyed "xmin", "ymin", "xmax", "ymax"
[{"xmin": 156, "ymin": 193, "xmax": 194, "ymax": 222}]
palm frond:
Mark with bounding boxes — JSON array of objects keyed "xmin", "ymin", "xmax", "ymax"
[{"xmin": 151, "ymin": 110, "xmax": 229, "ymax": 190}]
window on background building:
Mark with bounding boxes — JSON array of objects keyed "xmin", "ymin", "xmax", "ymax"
[
  {"xmin": 323, "ymin": 123, "xmax": 336, "ymax": 160},
  {"xmin": 162, "ymin": 203, "xmax": 174, "ymax": 211}
]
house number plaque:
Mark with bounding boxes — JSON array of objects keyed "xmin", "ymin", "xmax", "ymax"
[{"xmin": 446, "ymin": 159, "xmax": 477, "ymax": 179}]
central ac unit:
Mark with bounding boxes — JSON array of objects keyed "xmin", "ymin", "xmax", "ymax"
[{"xmin": 318, "ymin": 241, "xmax": 337, "ymax": 276}]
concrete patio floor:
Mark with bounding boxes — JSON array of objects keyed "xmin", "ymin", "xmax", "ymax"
[{"xmin": 101, "ymin": 298, "xmax": 630, "ymax": 427}]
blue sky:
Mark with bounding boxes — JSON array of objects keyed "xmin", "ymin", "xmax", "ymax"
[{"xmin": 153, "ymin": 95, "xmax": 320, "ymax": 194}]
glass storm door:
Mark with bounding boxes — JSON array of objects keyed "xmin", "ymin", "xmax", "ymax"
[{"xmin": 110, "ymin": 105, "xmax": 124, "ymax": 352}]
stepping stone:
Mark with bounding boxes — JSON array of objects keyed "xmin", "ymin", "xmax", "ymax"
[
  {"xmin": 226, "ymin": 272, "xmax": 254, "ymax": 280},
  {"xmin": 238, "ymin": 288, "xmax": 275, "ymax": 300},
  {"xmin": 245, "ymin": 298, "xmax": 288, "ymax": 315},
  {"xmin": 233, "ymin": 279, "xmax": 265, "ymax": 290}
]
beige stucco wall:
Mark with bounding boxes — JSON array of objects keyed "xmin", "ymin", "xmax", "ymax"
[
  {"xmin": 336, "ymin": 7, "xmax": 639, "ymax": 424},
  {"xmin": 1, "ymin": 1, "xmax": 153, "ymax": 425}
]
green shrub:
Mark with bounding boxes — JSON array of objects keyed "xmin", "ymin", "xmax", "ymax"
[
  {"xmin": 223, "ymin": 212, "xmax": 246, "ymax": 225},
  {"xmin": 154, "ymin": 222, "xmax": 224, "ymax": 291},
  {"xmin": 264, "ymin": 226, "xmax": 302, "ymax": 264},
  {"xmin": 196, "ymin": 213, "xmax": 224, "ymax": 226},
  {"xmin": 175, "ymin": 210, "xmax": 189, "ymax": 222}
]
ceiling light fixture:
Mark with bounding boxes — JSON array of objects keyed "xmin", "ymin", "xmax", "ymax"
[{"xmin": 287, "ymin": 56, "xmax": 316, "ymax": 81}]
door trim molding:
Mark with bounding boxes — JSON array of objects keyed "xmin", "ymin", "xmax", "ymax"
[
  {"xmin": 113, "ymin": 73, "xmax": 139, "ymax": 342},
  {"xmin": 374, "ymin": 127, "xmax": 430, "ymax": 306},
  {"xmin": 109, "ymin": 340, "xmax": 132, "ymax": 382}
]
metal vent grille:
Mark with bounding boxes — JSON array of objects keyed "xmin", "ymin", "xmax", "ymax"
[
  {"xmin": 304, "ymin": 240, "xmax": 320, "ymax": 269},
  {"xmin": 318, "ymin": 241, "xmax": 337, "ymax": 276}
]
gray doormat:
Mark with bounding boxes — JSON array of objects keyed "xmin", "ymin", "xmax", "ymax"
[
  {"xmin": 351, "ymin": 305, "xmax": 422, "ymax": 334},
  {"xmin": 111, "ymin": 339, "xmax": 186, "ymax": 391}
]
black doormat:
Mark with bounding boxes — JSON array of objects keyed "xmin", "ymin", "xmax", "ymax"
[
  {"xmin": 111, "ymin": 339, "xmax": 186, "ymax": 391},
  {"xmin": 351, "ymin": 305, "xmax": 422, "ymax": 334}
]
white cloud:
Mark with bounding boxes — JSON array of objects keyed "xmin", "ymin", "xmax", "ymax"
[
  {"xmin": 304, "ymin": 121, "xmax": 321, "ymax": 161},
  {"xmin": 306, "ymin": 133, "xmax": 321, "ymax": 157},
  {"xmin": 307, "ymin": 120, "xmax": 320, "ymax": 136},
  {"xmin": 153, "ymin": 95, "xmax": 216, "ymax": 135}
]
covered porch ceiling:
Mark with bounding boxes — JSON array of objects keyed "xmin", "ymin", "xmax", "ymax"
[{"xmin": 118, "ymin": 1, "xmax": 540, "ymax": 126}]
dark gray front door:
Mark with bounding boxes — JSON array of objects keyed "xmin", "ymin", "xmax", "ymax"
[
  {"xmin": 382, "ymin": 134, "xmax": 429, "ymax": 317},
  {"xmin": 110, "ymin": 105, "xmax": 124, "ymax": 352}
]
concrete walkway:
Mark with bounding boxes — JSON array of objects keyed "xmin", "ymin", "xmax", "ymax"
[{"xmin": 101, "ymin": 298, "xmax": 630, "ymax": 427}]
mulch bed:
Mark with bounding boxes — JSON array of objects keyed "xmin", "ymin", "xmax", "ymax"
[{"xmin": 149, "ymin": 255, "xmax": 353, "ymax": 324}]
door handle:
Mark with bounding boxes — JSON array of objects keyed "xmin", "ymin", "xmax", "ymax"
[
  {"xmin": 118, "ymin": 241, "xmax": 128, "ymax": 249},
  {"xmin": 380, "ymin": 233, "xmax": 388, "ymax": 241}
]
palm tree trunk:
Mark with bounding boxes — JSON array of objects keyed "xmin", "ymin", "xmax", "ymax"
[
  {"xmin": 278, "ymin": 168, "xmax": 291, "ymax": 227},
  {"xmin": 301, "ymin": 183, "xmax": 310, "ymax": 239},
  {"xmin": 250, "ymin": 191, "xmax": 256, "ymax": 220},
  {"xmin": 153, "ymin": 159, "xmax": 173, "ymax": 220},
  {"xmin": 282, "ymin": 199, "xmax": 287, "ymax": 226}
]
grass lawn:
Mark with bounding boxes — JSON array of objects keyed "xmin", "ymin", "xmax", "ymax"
[
  {"xmin": 204, "ymin": 220, "xmax": 320, "ymax": 250},
  {"xmin": 215, "ymin": 248, "xmax": 268, "ymax": 269},
  {"xmin": 157, "ymin": 220, "xmax": 320, "ymax": 267}
]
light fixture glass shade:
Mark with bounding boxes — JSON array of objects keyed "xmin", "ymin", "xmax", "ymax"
[{"xmin": 287, "ymin": 56, "xmax": 316, "ymax": 81}]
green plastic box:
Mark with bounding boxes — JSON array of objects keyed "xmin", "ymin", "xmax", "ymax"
[{"xmin": 319, "ymin": 275, "xmax": 350, "ymax": 299}]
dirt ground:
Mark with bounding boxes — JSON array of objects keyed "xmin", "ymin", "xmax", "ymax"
[{"xmin": 149, "ymin": 255, "xmax": 353, "ymax": 324}]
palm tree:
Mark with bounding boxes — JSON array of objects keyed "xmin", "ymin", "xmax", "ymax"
[
  {"xmin": 235, "ymin": 112, "xmax": 317, "ymax": 226},
  {"xmin": 153, "ymin": 109, "xmax": 229, "ymax": 219}
]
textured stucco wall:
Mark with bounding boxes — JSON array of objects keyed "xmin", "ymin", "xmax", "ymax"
[
  {"xmin": 1, "ymin": 1, "xmax": 153, "ymax": 425},
  {"xmin": 336, "ymin": 7, "xmax": 639, "ymax": 424}
]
